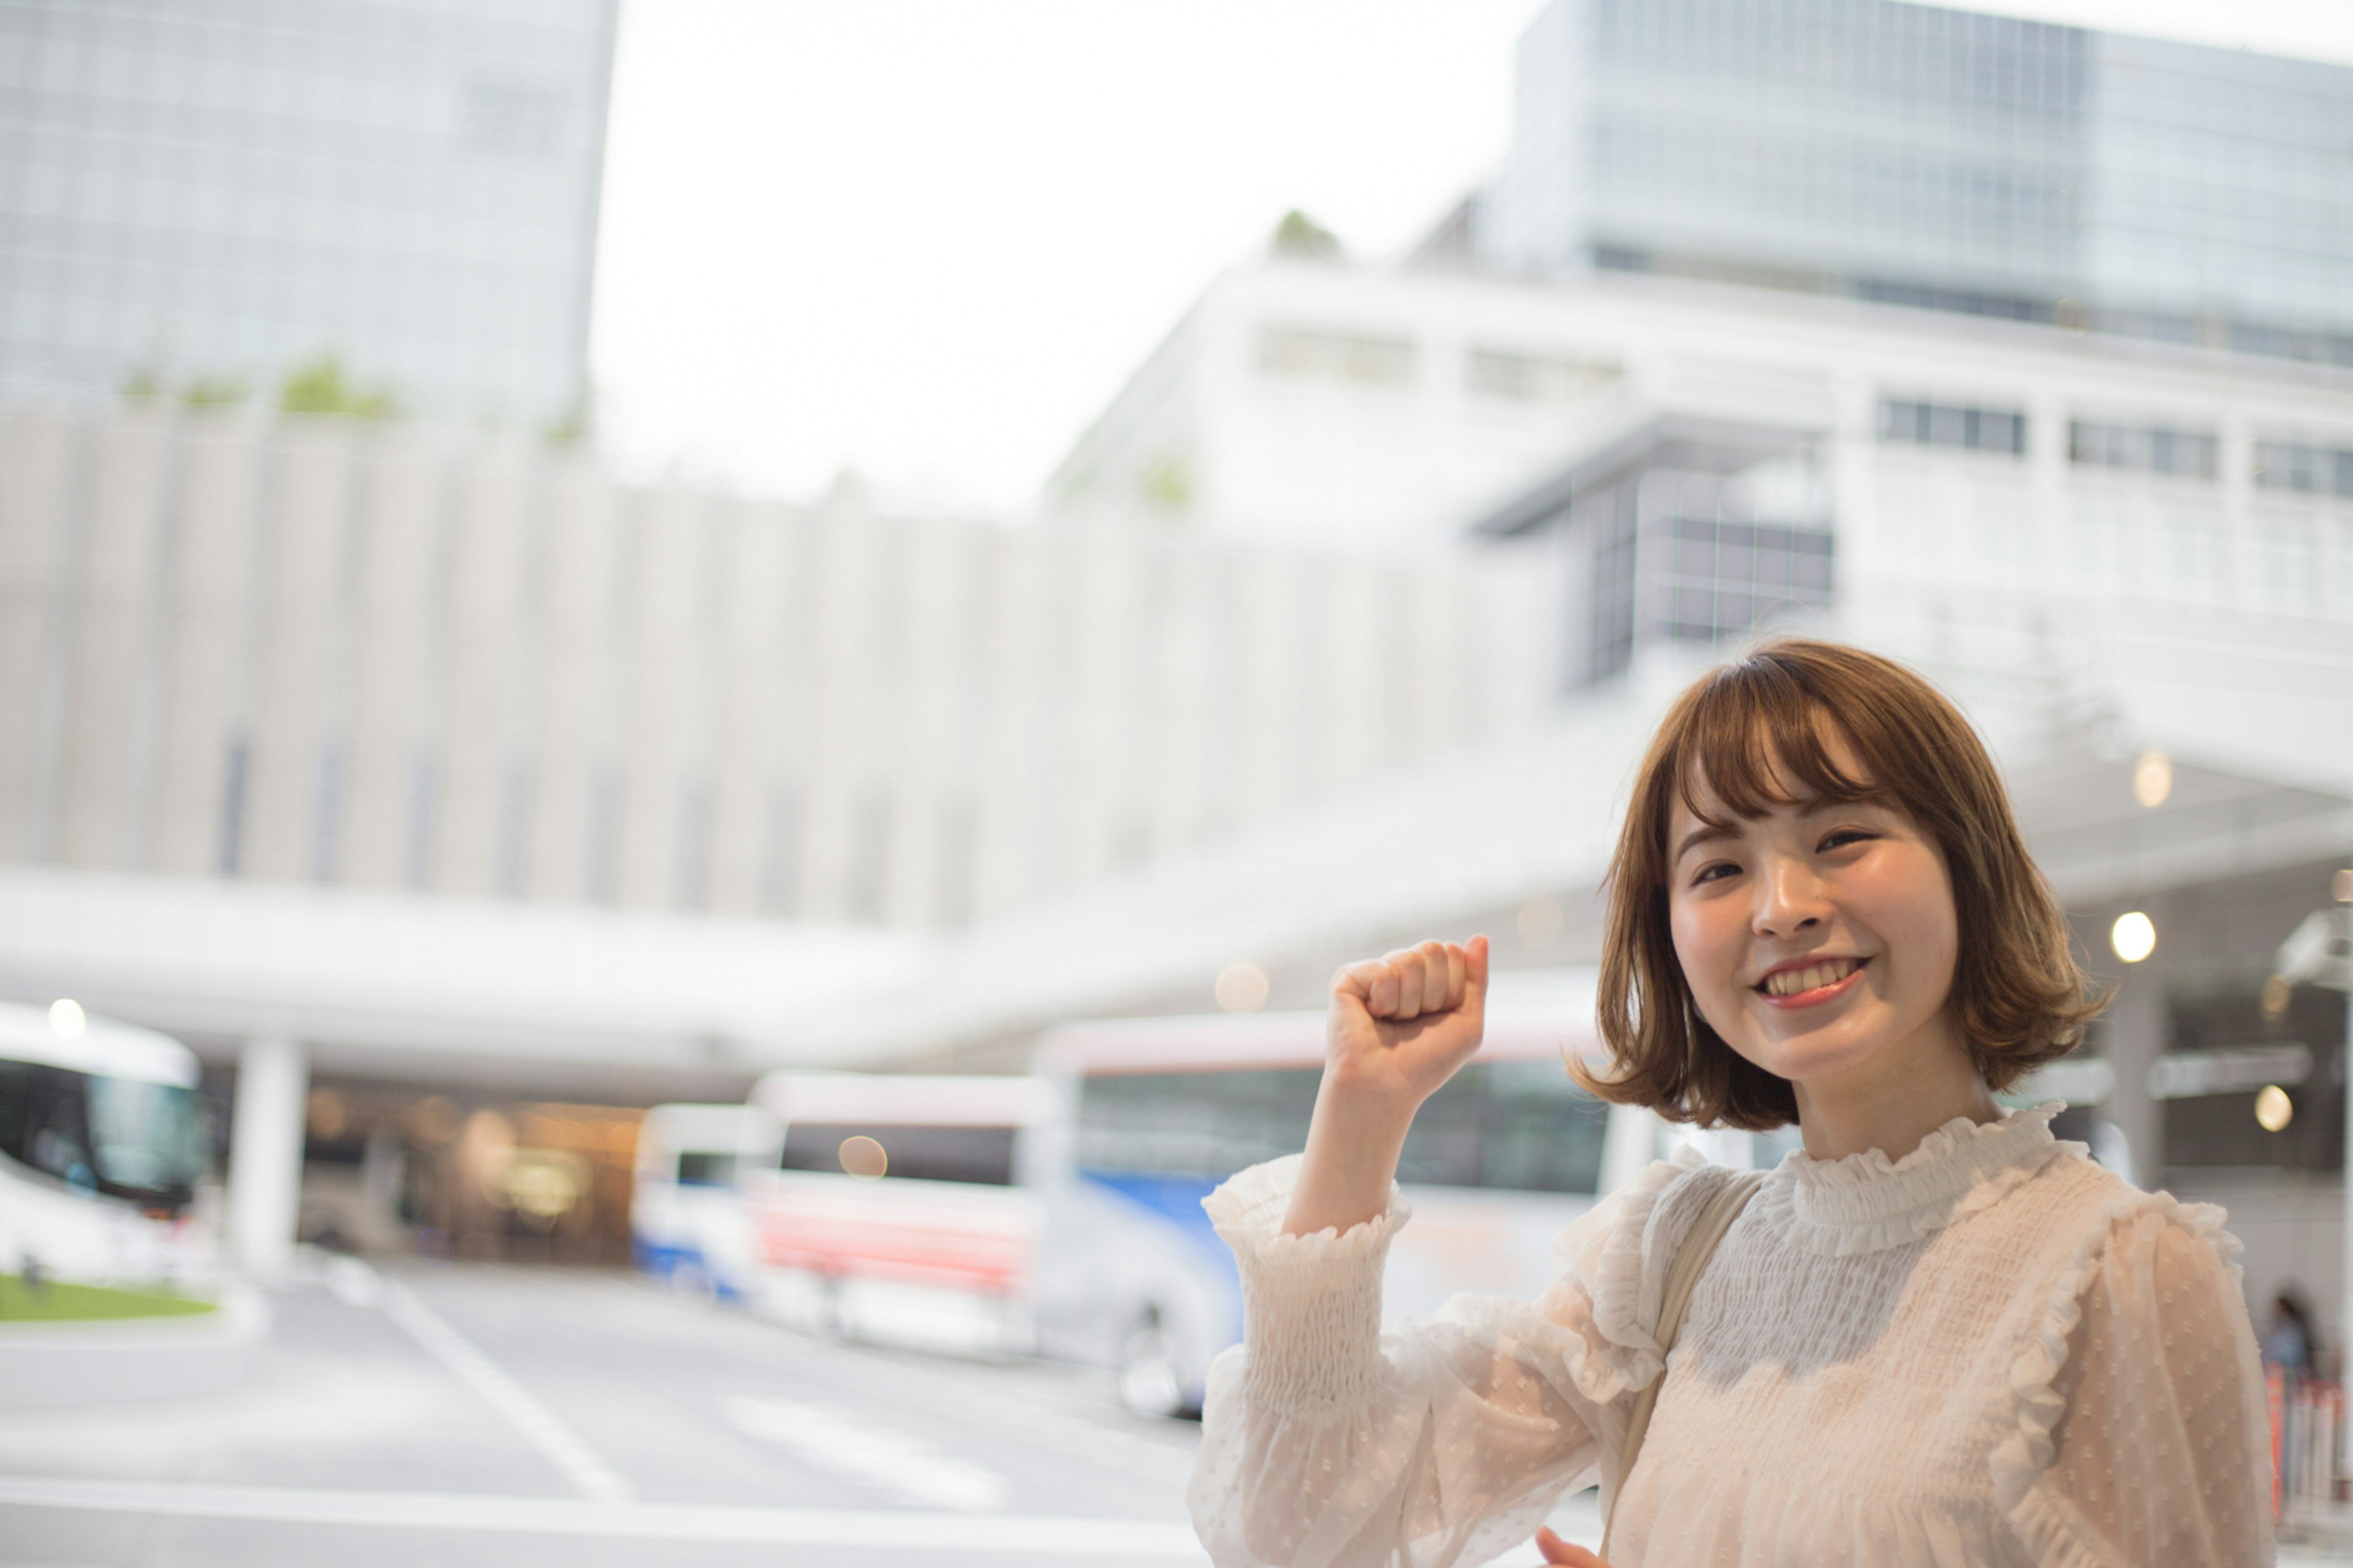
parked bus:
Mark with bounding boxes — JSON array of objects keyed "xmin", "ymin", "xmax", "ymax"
[
  {"xmin": 0, "ymin": 1001, "xmax": 216, "ymax": 1287},
  {"xmin": 1028, "ymin": 972, "xmax": 1665, "ymax": 1415},
  {"xmin": 735, "ymin": 1071, "xmax": 1059, "ymax": 1354},
  {"xmin": 631, "ymin": 1102, "xmax": 782, "ymax": 1302}
]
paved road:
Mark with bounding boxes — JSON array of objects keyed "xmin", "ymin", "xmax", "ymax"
[{"xmin": 0, "ymin": 1259, "xmax": 1608, "ymax": 1568}]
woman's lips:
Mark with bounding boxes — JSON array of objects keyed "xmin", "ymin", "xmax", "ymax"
[{"xmin": 1756, "ymin": 960, "xmax": 1868, "ymax": 1009}]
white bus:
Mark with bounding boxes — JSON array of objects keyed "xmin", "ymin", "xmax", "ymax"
[
  {"xmin": 733, "ymin": 1071, "xmax": 1059, "ymax": 1354},
  {"xmin": 1028, "ymin": 980, "xmax": 1667, "ymax": 1416},
  {"xmin": 0, "ymin": 1001, "xmax": 216, "ymax": 1287}
]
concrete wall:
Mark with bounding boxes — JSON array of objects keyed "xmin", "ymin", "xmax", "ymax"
[{"xmin": 0, "ymin": 405, "xmax": 1544, "ymax": 929}]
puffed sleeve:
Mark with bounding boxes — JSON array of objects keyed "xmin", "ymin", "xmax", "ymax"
[
  {"xmin": 2000, "ymin": 1199, "xmax": 2275, "ymax": 1566},
  {"xmin": 1186, "ymin": 1152, "xmax": 1700, "ymax": 1568}
]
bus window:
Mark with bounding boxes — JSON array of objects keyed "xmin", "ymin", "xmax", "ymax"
[
  {"xmin": 1076, "ymin": 1061, "xmax": 1612, "ymax": 1195},
  {"xmin": 675, "ymin": 1151, "xmax": 738, "ymax": 1187},
  {"xmin": 779, "ymin": 1122, "xmax": 1018, "ymax": 1186},
  {"xmin": 1397, "ymin": 1062, "xmax": 1611, "ymax": 1195},
  {"xmin": 0, "ymin": 1061, "xmax": 97, "ymax": 1192},
  {"xmin": 1075, "ymin": 1069, "xmax": 1321, "ymax": 1179}
]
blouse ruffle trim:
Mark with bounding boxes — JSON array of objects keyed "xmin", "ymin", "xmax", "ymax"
[
  {"xmin": 1556, "ymin": 1146, "xmax": 1709, "ymax": 1405},
  {"xmin": 2004, "ymin": 1485, "xmax": 2124, "ymax": 1568},
  {"xmin": 1779, "ymin": 1103, "xmax": 2071, "ymax": 1257},
  {"xmin": 1200, "ymin": 1151, "xmax": 1412, "ymax": 1268},
  {"xmin": 1987, "ymin": 1187, "xmax": 2244, "ymax": 1520}
]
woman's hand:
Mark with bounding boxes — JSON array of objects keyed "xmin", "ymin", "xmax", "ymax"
[
  {"xmin": 1534, "ymin": 1525, "xmax": 1608, "ymax": 1565},
  {"xmin": 1324, "ymin": 935, "xmax": 1491, "ymax": 1112},
  {"xmin": 1283, "ymin": 936, "xmax": 1488, "ymax": 1237}
]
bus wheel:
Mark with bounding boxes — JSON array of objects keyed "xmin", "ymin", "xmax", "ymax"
[{"xmin": 1117, "ymin": 1316, "xmax": 1188, "ymax": 1419}]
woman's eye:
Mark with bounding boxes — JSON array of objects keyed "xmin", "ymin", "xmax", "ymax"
[
  {"xmin": 1819, "ymin": 830, "xmax": 1874, "ymax": 852},
  {"xmin": 1691, "ymin": 862, "xmax": 1738, "ymax": 885}
]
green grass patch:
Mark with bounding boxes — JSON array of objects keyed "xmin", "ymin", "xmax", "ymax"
[{"xmin": 0, "ymin": 1274, "xmax": 215, "ymax": 1322}]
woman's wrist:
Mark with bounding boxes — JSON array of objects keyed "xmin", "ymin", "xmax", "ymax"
[{"xmin": 1281, "ymin": 1081, "xmax": 1417, "ymax": 1237}]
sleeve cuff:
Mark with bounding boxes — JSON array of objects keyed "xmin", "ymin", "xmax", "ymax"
[{"xmin": 1202, "ymin": 1154, "xmax": 1412, "ymax": 1412}]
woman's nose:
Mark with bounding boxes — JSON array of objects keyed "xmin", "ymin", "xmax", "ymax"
[{"xmin": 1752, "ymin": 858, "xmax": 1828, "ymax": 934}]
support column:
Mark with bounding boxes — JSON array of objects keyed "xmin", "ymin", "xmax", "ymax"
[
  {"xmin": 229, "ymin": 1035, "xmax": 308, "ymax": 1274},
  {"xmin": 2101, "ymin": 953, "xmax": 2165, "ymax": 1191}
]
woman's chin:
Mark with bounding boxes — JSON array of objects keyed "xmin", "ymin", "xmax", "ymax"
[{"xmin": 1733, "ymin": 1016, "xmax": 1897, "ymax": 1088}]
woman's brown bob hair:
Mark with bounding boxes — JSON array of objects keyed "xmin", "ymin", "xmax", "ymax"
[{"xmin": 1575, "ymin": 638, "xmax": 2104, "ymax": 1131}]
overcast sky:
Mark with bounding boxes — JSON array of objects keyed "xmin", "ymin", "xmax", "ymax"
[{"xmin": 589, "ymin": 1, "xmax": 2353, "ymax": 515}]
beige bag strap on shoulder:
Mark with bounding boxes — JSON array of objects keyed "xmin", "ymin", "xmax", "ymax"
[{"xmin": 1597, "ymin": 1168, "xmax": 1767, "ymax": 1564}]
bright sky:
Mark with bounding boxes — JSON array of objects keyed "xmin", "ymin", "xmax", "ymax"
[{"xmin": 589, "ymin": 0, "xmax": 2353, "ymax": 515}]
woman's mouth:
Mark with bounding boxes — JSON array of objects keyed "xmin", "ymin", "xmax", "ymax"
[{"xmin": 1756, "ymin": 956, "xmax": 1866, "ymax": 1007}]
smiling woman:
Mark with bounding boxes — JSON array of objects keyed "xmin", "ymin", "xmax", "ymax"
[
  {"xmin": 1186, "ymin": 639, "xmax": 2273, "ymax": 1568},
  {"xmin": 1584, "ymin": 638, "xmax": 2101, "ymax": 1138}
]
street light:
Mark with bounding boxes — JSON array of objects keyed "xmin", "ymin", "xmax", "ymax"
[{"xmin": 2110, "ymin": 911, "xmax": 2156, "ymax": 963}]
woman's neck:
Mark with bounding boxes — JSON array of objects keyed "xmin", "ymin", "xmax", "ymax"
[{"xmin": 1789, "ymin": 1023, "xmax": 2003, "ymax": 1162}]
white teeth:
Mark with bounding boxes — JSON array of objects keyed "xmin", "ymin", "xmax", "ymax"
[{"xmin": 1764, "ymin": 959, "xmax": 1858, "ymax": 996}]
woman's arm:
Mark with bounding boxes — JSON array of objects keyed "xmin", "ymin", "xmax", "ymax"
[
  {"xmin": 2018, "ymin": 1205, "xmax": 2273, "ymax": 1564},
  {"xmin": 1284, "ymin": 936, "xmax": 1488, "ymax": 1237},
  {"xmin": 1190, "ymin": 934, "xmax": 1623, "ymax": 1568}
]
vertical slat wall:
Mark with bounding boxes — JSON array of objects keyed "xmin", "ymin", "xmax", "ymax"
[{"xmin": 0, "ymin": 405, "xmax": 1531, "ymax": 926}]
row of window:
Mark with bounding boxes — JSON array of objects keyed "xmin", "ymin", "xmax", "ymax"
[
  {"xmin": 1254, "ymin": 325, "xmax": 1621, "ymax": 406},
  {"xmin": 1881, "ymin": 397, "xmax": 2353, "ymax": 496},
  {"xmin": 214, "ymin": 738, "xmax": 983, "ymax": 927}
]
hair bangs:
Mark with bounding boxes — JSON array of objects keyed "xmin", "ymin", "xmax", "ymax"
[{"xmin": 1670, "ymin": 663, "xmax": 1881, "ymax": 838}]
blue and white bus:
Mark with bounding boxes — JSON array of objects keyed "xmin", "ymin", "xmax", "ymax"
[
  {"xmin": 0, "ymin": 1000, "xmax": 216, "ymax": 1287},
  {"xmin": 1026, "ymin": 979, "xmax": 1668, "ymax": 1415}
]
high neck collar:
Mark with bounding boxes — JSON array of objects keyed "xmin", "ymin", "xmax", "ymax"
[{"xmin": 1775, "ymin": 1103, "xmax": 2069, "ymax": 1257}]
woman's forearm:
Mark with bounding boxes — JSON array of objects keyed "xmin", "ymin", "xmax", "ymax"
[{"xmin": 1283, "ymin": 1078, "xmax": 1415, "ymax": 1237}]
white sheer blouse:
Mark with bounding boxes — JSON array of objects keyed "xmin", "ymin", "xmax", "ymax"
[{"xmin": 1186, "ymin": 1105, "xmax": 2273, "ymax": 1567}]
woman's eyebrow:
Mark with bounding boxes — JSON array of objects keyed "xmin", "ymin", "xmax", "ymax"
[{"xmin": 1673, "ymin": 822, "xmax": 1740, "ymax": 862}]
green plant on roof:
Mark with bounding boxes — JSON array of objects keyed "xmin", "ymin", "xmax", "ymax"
[
  {"xmin": 1271, "ymin": 209, "xmax": 1342, "ymax": 261},
  {"xmin": 280, "ymin": 354, "xmax": 400, "ymax": 420}
]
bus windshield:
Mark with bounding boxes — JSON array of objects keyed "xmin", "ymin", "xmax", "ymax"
[
  {"xmin": 0, "ymin": 1062, "xmax": 208, "ymax": 1210},
  {"xmin": 87, "ymin": 1075, "xmax": 209, "ymax": 1202}
]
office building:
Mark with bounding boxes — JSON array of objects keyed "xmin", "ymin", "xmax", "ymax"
[
  {"xmin": 0, "ymin": 0, "xmax": 618, "ymax": 424},
  {"xmin": 1476, "ymin": 0, "xmax": 2353, "ymax": 366}
]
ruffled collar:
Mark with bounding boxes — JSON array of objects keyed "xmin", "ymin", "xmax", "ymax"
[{"xmin": 1773, "ymin": 1103, "xmax": 2071, "ymax": 1257}]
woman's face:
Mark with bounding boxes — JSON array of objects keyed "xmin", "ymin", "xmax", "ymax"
[{"xmin": 1665, "ymin": 750, "xmax": 1962, "ymax": 1096}]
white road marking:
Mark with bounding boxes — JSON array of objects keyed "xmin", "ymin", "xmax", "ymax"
[
  {"xmin": 379, "ymin": 1283, "xmax": 633, "ymax": 1504},
  {"xmin": 721, "ymin": 1395, "xmax": 1006, "ymax": 1511},
  {"xmin": 0, "ymin": 1475, "xmax": 1207, "ymax": 1559}
]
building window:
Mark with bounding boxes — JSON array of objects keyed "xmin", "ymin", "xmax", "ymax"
[
  {"xmin": 1877, "ymin": 398, "xmax": 2028, "ymax": 455},
  {"xmin": 310, "ymin": 740, "xmax": 346, "ymax": 883},
  {"xmin": 935, "ymin": 798, "xmax": 981, "ymax": 928},
  {"xmin": 402, "ymin": 749, "xmax": 439, "ymax": 892},
  {"xmin": 2254, "ymin": 441, "xmax": 2353, "ymax": 499},
  {"xmin": 760, "ymin": 781, "xmax": 803, "ymax": 917},
  {"xmin": 493, "ymin": 756, "xmax": 533, "ymax": 898},
  {"xmin": 846, "ymin": 790, "xmax": 892, "ymax": 923},
  {"xmin": 1466, "ymin": 348, "xmax": 1621, "ymax": 405},
  {"xmin": 2070, "ymin": 420, "xmax": 2218, "ymax": 480},
  {"xmin": 673, "ymin": 776, "xmax": 714, "ymax": 911},
  {"xmin": 1654, "ymin": 517, "xmax": 1834, "ymax": 643},
  {"xmin": 1254, "ymin": 326, "xmax": 1417, "ymax": 387},
  {"xmin": 218, "ymin": 734, "xmax": 251, "ymax": 876},
  {"xmin": 581, "ymin": 760, "xmax": 620, "ymax": 904}
]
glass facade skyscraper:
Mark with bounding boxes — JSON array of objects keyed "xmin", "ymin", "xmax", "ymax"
[
  {"xmin": 1479, "ymin": 0, "xmax": 2353, "ymax": 366},
  {"xmin": 0, "ymin": 0, "xmax": 619, "ymax": 423}
]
